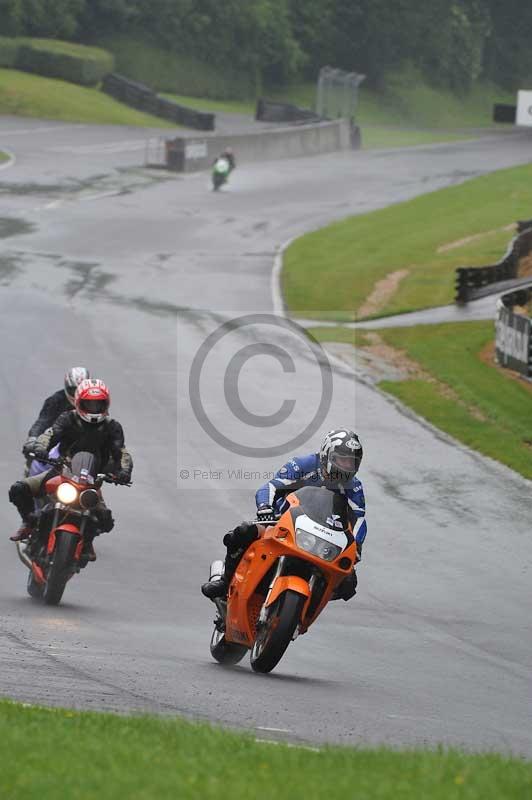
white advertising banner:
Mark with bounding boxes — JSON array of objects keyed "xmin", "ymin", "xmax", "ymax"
[{"xmin": 516, "ymin": 90, "xmax": 532, "ymax": 127}]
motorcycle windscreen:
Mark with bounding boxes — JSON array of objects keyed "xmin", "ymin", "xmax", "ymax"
[
  {"xmin": 64, "ymin": 450, "xmax": 98, "ymax": 484},
  {"xmin": 291, "ymin": 486, "xmax": 350, "ymax": 531}
]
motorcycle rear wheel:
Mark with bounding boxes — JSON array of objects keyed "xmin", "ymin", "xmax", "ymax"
[
  {"xmin": 43, "ymin": 531, "xmax": 78, "ymax": 606},
  {"xmin": 210, "ymin": 626, "xmax": 248, "ymax": 665},
  {"xmin": 250, "ymin": 589, "xmax": 304, "ymax": 674}
]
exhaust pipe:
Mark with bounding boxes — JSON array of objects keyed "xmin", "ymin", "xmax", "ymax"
[{"xmin": 16, "ymin": 542, "xmax": 33, "ymax": 570}]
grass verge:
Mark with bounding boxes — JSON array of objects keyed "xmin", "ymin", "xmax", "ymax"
[
  {"xmin": 0, "ymin": 68, "xmax": 173, "ymax": 127},
  {"xmin": 1, "ymin": 700, "xmax": 531, "ymax": 800},
  {"xmin": 311, "ymin": 322, "xmax": 532, "ymax": 480},
  {"xmin": 0, "ymin": 150, "xmax": 10, "ymax": 163},
  {"xmin": 283, "ymin": 162, "xmax": 532, "ymax": 321}
]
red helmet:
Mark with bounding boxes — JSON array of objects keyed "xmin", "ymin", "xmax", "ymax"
[{"xmin": 74, "ymin": 379, "xmax": 110, "ymax": 424}]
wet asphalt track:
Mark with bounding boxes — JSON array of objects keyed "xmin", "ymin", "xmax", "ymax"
[{"xmin": 0, "ymin": 118, "xmax": 531, "ymax": 755}]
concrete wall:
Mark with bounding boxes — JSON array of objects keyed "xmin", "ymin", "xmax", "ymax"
[{"xmin": 164, "ymin": 119, "xmax": 352, "ymax": 172}]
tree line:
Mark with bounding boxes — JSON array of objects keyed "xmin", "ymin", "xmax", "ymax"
[{"xmin": 0, "ymin": 0, "xmax": 530, "ymax": 91}]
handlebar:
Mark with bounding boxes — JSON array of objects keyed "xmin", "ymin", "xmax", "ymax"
[
  {"xmin": 28, "ymin": 453, "xmax": 65, "ymax": 468},
  {"xmin": 28, "ymin": 455, "xmax": 132, "ymax": 486}
]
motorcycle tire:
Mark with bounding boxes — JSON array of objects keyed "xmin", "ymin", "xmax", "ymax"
[
  {"xmin": 250, "ymin": 589, "xmax": 304, "ymax": 674},
  {"xmin": 43, "ymin": 531, "xmax": 78, "ymax": 606},
  {"xmin": 27, "ymin": 569, "xmax": 43, "ymax": 600},
  {"xmin": 210, "ymin": 626, "xmax": 247, "ymax": 665}
]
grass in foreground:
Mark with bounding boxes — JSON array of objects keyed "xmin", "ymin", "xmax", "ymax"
[
  {"xmin": 0, "ymin": 68, "xmax": 173, "ymax": 127},
  {"xmin": 311, "ymin": 322, "xmax": 532, "ymax": 479},
  {"xmin": 1, "ymin": 700, "xmax": 530, "ymax": 800},
  {"xmin": 283, "ymin": 162, "xmax": 532, "ymax": 321}
]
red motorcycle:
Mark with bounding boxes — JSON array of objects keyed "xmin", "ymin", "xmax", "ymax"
[{"xmin": 16, "ymin": 450, "xmax": 130, "ymax": 605}]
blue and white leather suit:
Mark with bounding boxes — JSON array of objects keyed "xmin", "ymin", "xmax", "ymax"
[{"xmin": 255, "ymin": 453, "xmax": 367, "ymax": 552}]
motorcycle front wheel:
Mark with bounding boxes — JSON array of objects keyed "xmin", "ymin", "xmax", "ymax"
[
  {"xmin": 250, "ymin": 589, "xmax": 304, "ymax": 674},
  {"xmin": 43, "ymin": 531, "xmax": 78, "ymax": 606}
]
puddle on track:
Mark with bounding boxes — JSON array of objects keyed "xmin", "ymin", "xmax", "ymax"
[{"xmin": 0, "ymin": 217, "xmax": 37, "ymax": 238}]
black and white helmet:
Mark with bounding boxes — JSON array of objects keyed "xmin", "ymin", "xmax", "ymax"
[
  {"xmin": 319, "ymin": 429, "xmax": 363, "ymax": 481},
  {"xmin": 64, "ymin": 366, "xmax": 90, "ymax": 405}
]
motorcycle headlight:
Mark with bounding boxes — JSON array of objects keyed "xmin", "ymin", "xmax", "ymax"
[
  {"xmin": 295, "ymin": 529, "xmax": 342, "ymax": 562},
  {"xmin": 56, "ymin": 482, "xmax": 78, "ymax": 505}
]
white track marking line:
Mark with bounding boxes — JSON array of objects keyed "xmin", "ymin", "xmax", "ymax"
[
  {"xmin": 0, "ymin": 148, "xmax": 16, "ymax": 171},
  {"xmin": 256, "ymin": 726, "xmax": 292, "ymax": 733},
  {"xmin": 255, "ymin": 738, "xmax": 321, "ymax": 752},
  {"xmin": 271, "ymin": 237, "xmax": 296, "ymax": 317}
]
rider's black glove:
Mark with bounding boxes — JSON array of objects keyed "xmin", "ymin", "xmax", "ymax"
[
  {"xmin": 22, "ymin": 437, "xmax": 38, "ymax": 457},
  {"xmin": 256, "ymin": 504, "xmax": 275, "ymax": 522},
  {"xmin": 32, "ymin": 445, "xmax": 49, "ymax": 462}
]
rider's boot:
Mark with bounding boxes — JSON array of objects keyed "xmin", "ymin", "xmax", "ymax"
[
  {"xmin": 10, "ymin": 522, "xmax": 33, "ymax": 542},
  {"xmin": 201, "ymin": 552, "xmax": 239, "ymax": 599}
]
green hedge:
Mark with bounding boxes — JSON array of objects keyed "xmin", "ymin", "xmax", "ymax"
[{"xmin": 0, "ymin": 38, "xmax": 114, "ymax": 86}]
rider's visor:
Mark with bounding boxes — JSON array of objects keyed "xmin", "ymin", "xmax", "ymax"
[
  {"xmin": 79, "ymin": 399, "xmax": 108, "ymax": 415},
  {"xmin": 331, "ymin": 454, "xmax": 358, "ymax": 471}
]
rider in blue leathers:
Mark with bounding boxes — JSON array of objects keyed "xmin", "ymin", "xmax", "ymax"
[{"xmin": 202, "ymin": 429, "xmax": 365, "ymax": 602}]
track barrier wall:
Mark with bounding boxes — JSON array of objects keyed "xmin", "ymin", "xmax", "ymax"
[
  {"xmin": 163, "ymin": 118, "xmax": 353, "ymax": 172},
  {"xmin": 255, "ymin": 98, "xmax": 322, "ymax": 124},
  {"xmin": 495, "ymin": 288, "xmax": 532, "ymax": 379},
  {"xmin": 102, "ymin": 73, "xmax": 215, "ymax": 131},
  {"xmin": 455, "ymin": 220, "xmax": 532, "ymax": 303}
]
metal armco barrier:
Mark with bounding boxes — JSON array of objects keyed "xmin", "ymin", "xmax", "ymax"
[
  {"xmin": 495, "ymin": 291, "xmax": 532, "ymax": 378},
  {"xmin": 493, "ymin": 103, "xmax": 517, "ymax": 124},
  {"xmin": 455, "ymin": 223, "xmax": 532, "ymax": 303},
  {"xmin": 255, "ymin": 98, "xmax": 322, "ymax": 124},
  {"xmin": 102, "ymin": 73, "xmax": 215, "ymax": 131}
]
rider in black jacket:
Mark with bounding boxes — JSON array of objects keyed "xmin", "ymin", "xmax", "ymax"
[
  {"xmin": 9, "ymin": 379, "xmax": 133, "ymax": 559},
  {"xmin": 22, "ymin": 367, "xmax": 90, "ymax": 457}
]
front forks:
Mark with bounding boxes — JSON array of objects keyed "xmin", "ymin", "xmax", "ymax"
[{"xmin": 258, "ymin": 556, "xmax": 286, "ymax": 625}]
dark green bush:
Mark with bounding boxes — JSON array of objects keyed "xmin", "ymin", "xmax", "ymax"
[
  {"xmin": 0, "ymin": 36, "xmax": 20, "ymax": 67},
  {"xmin": 15, "ymin": 39, "xmax": 114, "ymax": 86}
]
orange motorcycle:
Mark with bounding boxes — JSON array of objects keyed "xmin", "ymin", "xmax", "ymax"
[{"xmin": 206, "ymin": 486, "xmax": 358, "ymax": 673}]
